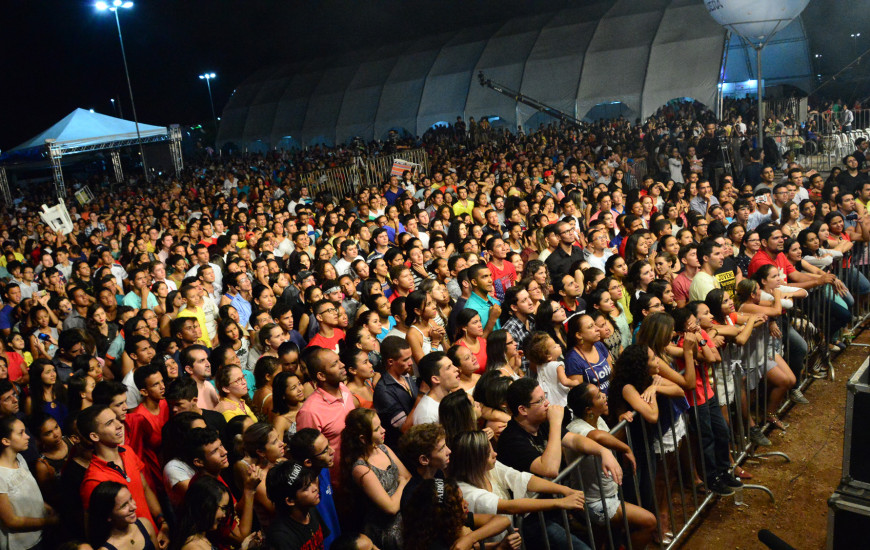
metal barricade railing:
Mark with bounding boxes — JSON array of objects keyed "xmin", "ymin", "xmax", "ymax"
[
  {"xmin": 297, "ymin": 148, "xmax": 430, "ymax": 198},
  {"xmin": 515, "ymin": 263, "xmax": 869, "ymax": 549}
]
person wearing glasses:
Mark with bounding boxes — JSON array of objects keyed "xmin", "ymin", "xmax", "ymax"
[
  {"xmin": 497, "ymin": 376, "xmax": 622, "ymax": 494},
  {"xmin": 584, "ymin": 229, "xmax": 613, "ymax": 272},
  {"xmin": 214, "ymin": 364, "xmax": 257, "ymax": 423},
  {"xmin": 307, "ymin": 300, "xmax": 346, "ymax": 353},
  {"xmin": 544, "ymin": 221, "xmax": 585, "ymax": 280}
]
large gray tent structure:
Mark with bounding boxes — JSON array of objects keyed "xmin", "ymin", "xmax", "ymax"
[{"xmin": 218, "ymin": 0, "xmax": 812, "ymax": 151}]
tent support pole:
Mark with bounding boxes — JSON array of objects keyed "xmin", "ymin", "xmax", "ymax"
[
  {"xmin": 756, "ymin": 45, "xmax": 763, "ymax": 152},
  {"xmin": 47, "ymin": 142, "xmax": 66, "ymax": 200},
  {"xmin": 169, "ymin": 126, "xmax": 184, "ymax": 176},
  {"xmin": 111, "ymin": 150, "xmax": 124, "ymax": 187},
  {"xmin": 0, "ymin": 167, "xmax": 11, "ymax": 206}
]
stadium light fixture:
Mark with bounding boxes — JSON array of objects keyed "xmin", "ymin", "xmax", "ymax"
[
  {"xmin": 95, "ymin": 0, "xmax": 149, "ymax": 179},
  {"xmin": 198, "ymin": 73, "xmax": 219, "ymax": 135}
]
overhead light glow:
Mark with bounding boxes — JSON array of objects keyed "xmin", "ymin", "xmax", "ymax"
[{"xmin": 95, "ymin": 1, "xmax": 108, "ymax": 10}]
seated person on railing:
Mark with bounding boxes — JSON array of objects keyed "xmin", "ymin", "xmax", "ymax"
[
  {"xmin": 565, "ymin": 383, "xmax": 657, "ymax": 548},
  {"xmin": 787, "ymin": 235, "xmax": 853, "ymax": 351},
  {"xmin": 451, "ymin": 430, "xmax": 589, "ymax": 550},
  {"xmin": 733, "ymin": 278, "xmax": 796, "ymax": 431},
  {"xmin": 753, "ymin": 262, "xmax": 810, "ymax": 379},
  {"xmin": 497, "ymin": 377, "xmax": 622, "ymax": 482}
]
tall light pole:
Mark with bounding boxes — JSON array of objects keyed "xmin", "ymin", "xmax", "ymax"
[
  {"xmin": 96, "ymin": 0, "xmax": 149, "ymax": 180},
  {"xmin": 198, "ymin": 72, "xmax": 218, "ymax": 134}
]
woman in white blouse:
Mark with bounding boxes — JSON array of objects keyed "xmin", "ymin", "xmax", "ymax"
[{"xmin": 451, "ymin": 431, "xmax": 589, "ymax": 550}]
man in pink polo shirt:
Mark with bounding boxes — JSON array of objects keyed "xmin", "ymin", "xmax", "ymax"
[{"xmin": 296, "ymin": 347, "xmax": 356, "ymax": 473}]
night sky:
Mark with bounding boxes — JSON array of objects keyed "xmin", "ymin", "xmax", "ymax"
[{"xmin": 1, "ymin": 0, "xmax": 865, "ymax": 152}]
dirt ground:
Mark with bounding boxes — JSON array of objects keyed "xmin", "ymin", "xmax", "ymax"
[{"xmin": 674, "ymin": 329, "xmax": 870, "ymax": 549}]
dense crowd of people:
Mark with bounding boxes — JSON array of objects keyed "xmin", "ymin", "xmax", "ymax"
[{"xmin": 0, "ymin": 109, "xmax": 868, "ymax": 550}]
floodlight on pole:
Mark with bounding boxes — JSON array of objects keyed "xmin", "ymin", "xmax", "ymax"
[
  {"xmin": 198, "ymin": 72, "xmax": 219, "ymax": 135},
  {"xmin": 95, "ymin": 0, "xmax": 149, "ymax": 180}
]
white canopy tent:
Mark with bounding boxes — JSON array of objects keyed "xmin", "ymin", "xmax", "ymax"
[{"xmin": 0, "ymin": 109, "xmax": 182, "ymax": 201}]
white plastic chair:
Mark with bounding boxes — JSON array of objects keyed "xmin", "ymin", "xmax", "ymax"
[{"xmin": 38, "ymin": 203, "xmax": 74, "ymax": 235}]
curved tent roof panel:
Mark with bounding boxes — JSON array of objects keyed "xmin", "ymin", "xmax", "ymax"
[
  {"xmin": 301, "ymin": 51, "xmax": 371, "ymax": 145},
  {"xmin": 416, "ymin": 23, "xmax": 500, "ymax": 135},
  {"xmin": 641, "ymin": 0, "xmax": 726, "ymax": 118},
  {"xmin": 374, "ymin": 33, "xmax": 453, "ymax": 139},
  {"xmin": 335, "ymin": 44, "xmax": 406, "ymax": 143},
  {"xmin": 518, "ymin": 4, "xmax": 610, "ymax": 127},
  {"xmin": 576, "ymin": 0, "xmax": 670, "ymax": 121},
  {"xmin": 463, "ymin": 14, "xmax": 553, "ymax": 129},
  {"xmin": 268, "ymin": 60, "xmax": 328, "ymax": 147}
]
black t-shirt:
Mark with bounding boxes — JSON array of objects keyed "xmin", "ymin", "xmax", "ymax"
[
  {"xmin": 267, "ymin": 507, "xmax": 330, "ymax": 550},
  {"xmin": 838, "ymin": 171, "xmax": 868, "ymax": 196},
  {"xmin": 714, "ymin": 256, "xmax": 740, "ymax": 298},
  {"xmin": 497, "ymin": 418, "xmax": 568, "ymax": 474}
]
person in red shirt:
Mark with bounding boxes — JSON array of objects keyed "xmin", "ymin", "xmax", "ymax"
[
  {"xmin": 306, "ymin": 300, "xmax": 346, "ymax": 353},
  {"xmin": 78, "ymin": 405, "xmax": 170, "ymax": 546},
  {"xmin": 748, "ymin": 225, "xmax": 831, "ymax": 289},
  {"xmin": 387, "ymin": 266, "xmax": 414, "ymax": 303},
  {"xmin": 486, "ymin": 238, "xmax": 517, "ymax": 302},
  {"xmin": 126, "ymin": 364, "xmax": 170, "ymax": 495}
]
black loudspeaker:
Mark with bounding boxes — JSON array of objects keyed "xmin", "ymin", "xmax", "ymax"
[
  {"xmin": 843, "ymin": 359, "xmax": 870, "ymax": 490},
  {"xmin": 828, "ymin": 485, "xmax": 870, "ymax": 549}
]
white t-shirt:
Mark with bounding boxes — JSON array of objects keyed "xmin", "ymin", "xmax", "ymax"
[
  {"xmin": 276, "ymin": 238, "xmax": 295, "ymax": 259},
  {"xmin": 565, "ymin": 416, "xmax": 618, "ymax": 500},
  {"xmin": 0, "ymin": 454, "xmax": 46, "ymax": 550},
  {"xmin": 411, "ymin": 394, "xmax": 440, "ymax": 425},
  {"xmin": 123, "ymin": 369, "xmax": 143, "ymax": 409},
  {"xmin": 164, "ymin": 458, "xmax": 196, "ymax": 505},
  {"xmin": 537, "ymin": 361, "xmax": 570, "ymax": 407},
  {"xmin": 668, "ymin": 157, "xmax": 684, "ymax": 183},
  {"xmin": 458, "ymin": 461, "xmax": 534, "ymax": 541}
]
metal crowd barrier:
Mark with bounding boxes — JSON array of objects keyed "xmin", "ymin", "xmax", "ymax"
[
  {"xmin": 516, "ymin": 252, "xmax": 870, "ymax": 549},
  {"xmin": 298, "ymin": 147, "xmax": 430, "ymax": 197}
]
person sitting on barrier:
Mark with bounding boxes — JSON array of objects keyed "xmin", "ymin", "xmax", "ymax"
[
  {"xmin": 823, "ymin": 211, "xmax": 870, "ymax": 310},
  {"xmin": 565, "ymin": 383, "xmax": 657, "ymax": 548},
  {"xmin": 733, "ymin": 278, "xmax": 797, "ymax": 431},
  {"xmin": 451, "ymin": 430, "xmax": 589, "ymax": 550},
  {"xmin": 753, "ymin": 264, "xmax": 812, "ymax": 399},
  {"xmin": 798, "ymin": 225, "xmax": 843, "ymax": 269},
  {"xmin": 497, "ymin": 377, "xmax": 622, "ymax": 483},
  {"xmin": 402, "ymin": 478, "xmax": 521, "ymax": 550},
  {"xmin": 787, "ymin": 235, "xmax": 853, "ymax": 352}
]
